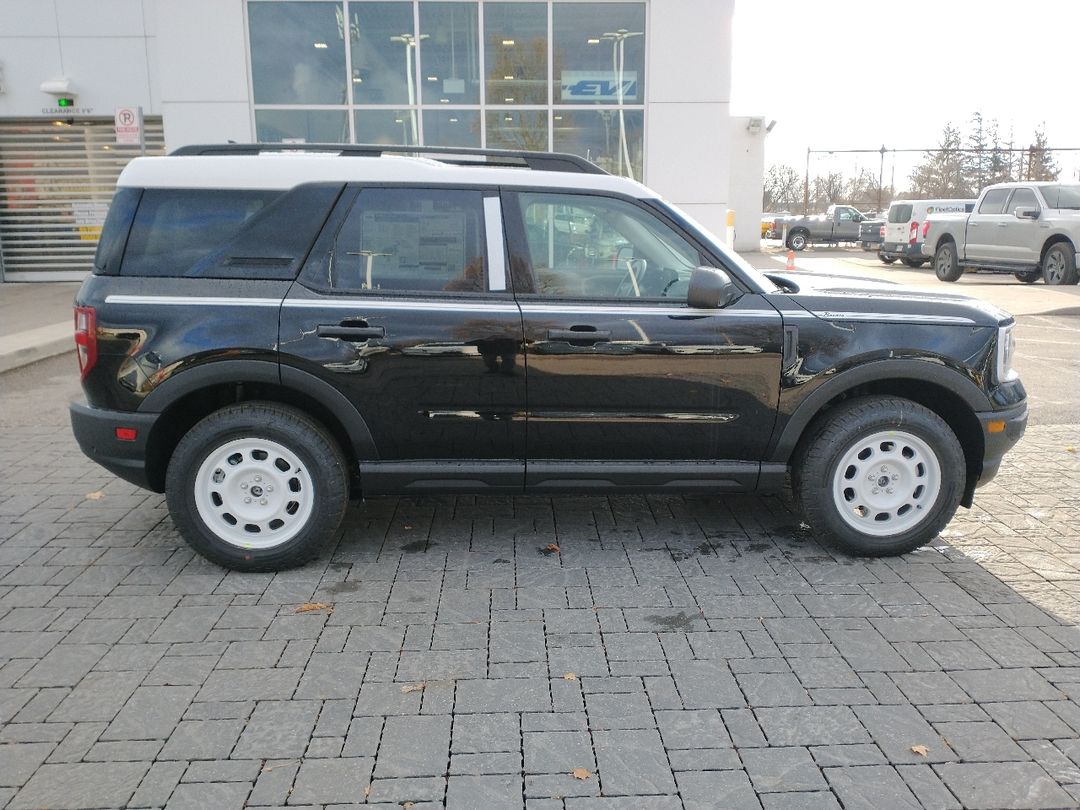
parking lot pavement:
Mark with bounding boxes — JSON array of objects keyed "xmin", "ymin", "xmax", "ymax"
[{"xmin": 0, "ymin": 362, "xmax": 1079, "ymax": 809}]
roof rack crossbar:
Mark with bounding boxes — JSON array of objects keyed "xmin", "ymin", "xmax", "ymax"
[{"xmin": 168, "ymin": 143, "xmax": 608, "ymax": 175}]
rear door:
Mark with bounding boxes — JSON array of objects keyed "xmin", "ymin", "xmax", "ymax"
[
  {"xmin": 505, "ymin": 190, "xmax": 783, "ymax": 492},
  {"xmin": 885, "ymin": 203, "xmax": 913, "ymax": 248},
  {"xmin": 966, "ymin": 188, "xmax": 1011, "ymax": 262},
  {"xmin": 280, "ymin": 185, "xmax": 526, "ymax": 494}
]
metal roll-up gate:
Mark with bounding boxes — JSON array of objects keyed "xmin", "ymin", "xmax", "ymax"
[{"xmin": 0, "ymin": 118, "xmax": 165, "ymax": 282}]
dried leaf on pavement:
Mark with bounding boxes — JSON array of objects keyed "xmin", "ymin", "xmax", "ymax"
[
  {"xmin": 400, "ymin": 682, "xmax": 426, "ymax": 693},
  {"xmin": 571, "ymin": 768, "xmax": 592, "ymax": 780},
  {"xmin": 563, "ymin": 672, "xmax": 577, "ymax": 681},
  {"xmin": 85, "ymin": 491, "xmax": 105, "ymax": 500},
  {"xmin": 543, "ymin": 543, "xmax": 561, "ymax": 554},
  {"xmin": 294, "ymin": 602, "xmax": 333, "ymax": 614},
  {"xmin": 910, "ymin": 744, "xmax": 929, "ymax": 757}
]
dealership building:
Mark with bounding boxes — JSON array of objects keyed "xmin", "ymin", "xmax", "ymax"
[{"xmin": 0, "ymin": 0, "xmax": 764, "ymax": 282}]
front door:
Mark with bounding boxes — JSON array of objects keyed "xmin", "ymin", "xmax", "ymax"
[
  {"xmin": 997, "ymin": 187, "xmax": 1043, "ymax": 265},
  {"xmin": 281, "ymin": 185, "xmax": 526, "ymax": 493},
  {"xmin": 504, "ymin": 190, "xmax": 783, "ymax": 491}
]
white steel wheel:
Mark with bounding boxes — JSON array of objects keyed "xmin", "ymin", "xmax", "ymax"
[
  {"xmin": 193, "ymin": 437, "xmax": 315, "ymax": 549},
  {"xmin": 830, "ymin": 429, "xmax": 941, "ymax": 537}
]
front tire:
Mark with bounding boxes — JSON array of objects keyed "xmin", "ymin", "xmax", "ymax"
[
  {"xmin": 879, "ymin": 253, "xmax": 897, "ymax": 265},
  {"xmin": 1015, "ymin": 269, "xmax": 1040, "ymax": 284},
  {"xmin": 934, "ymin": 241, "xmax": 962, "ymax": 281},
  {"xmin": 1042, "ymin": 242, "xmax": 1078, "ymax": 285},
  {"xmin": 792, "ymin": 396, "xmax": 965, "ymax": 557},
  {"xmin": 165, "ymin": 402, "xmax": 349, "ymax": 571},
  {"xmin": 902, "ymin": 258, "xmax": 927, "ymax": 268}
]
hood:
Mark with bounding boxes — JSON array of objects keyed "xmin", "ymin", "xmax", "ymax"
[{"xmin": 764, "ymin": 271, "xmax": 1011, "ymax": 327}]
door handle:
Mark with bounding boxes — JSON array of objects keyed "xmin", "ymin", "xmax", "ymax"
[
  {"xmin": 317, "ymin": 323, "xmax": 385, "ymax": 341},
  {"xmin": 547, "ymin": 327, "xmax": 611, "ymax": 342}
]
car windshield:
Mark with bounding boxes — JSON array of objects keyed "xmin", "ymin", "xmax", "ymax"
[
  {"xmin": 1041, "ymin": 185, "xmax": 1080, "ymax": 210},
  {"xmin": 653, "ymin": 199, "xmax": 780, "ymax": 293}
]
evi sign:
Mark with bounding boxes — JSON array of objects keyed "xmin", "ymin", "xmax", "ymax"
[{"xmin": 560, "ymin": 71, "xmax": 638, "ymax": 102}]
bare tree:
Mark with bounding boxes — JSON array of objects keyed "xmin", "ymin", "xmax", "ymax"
[
  {"xmin": 763, "ymin": 164, "xmax": 802, "ymax": 212},
  {"xmin": 812, "ymin": 172, "xmax": 846, "ymax": 209},
  {"xmin": 1023, "ymin": 124, "xmax": 1060, "ymax": 181}
]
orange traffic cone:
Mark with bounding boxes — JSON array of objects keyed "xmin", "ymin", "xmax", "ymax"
[{"xmin": 785, "ymin": 250, "xmax": 795, "ymax": 272}]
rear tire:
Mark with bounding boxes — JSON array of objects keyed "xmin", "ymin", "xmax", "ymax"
[
  {"xmin": 1042, "ymin": 242, "xmax": 1078, "ymax": 285},
  {"xmin": 788, "ymin": 230, "xmax": 809, "ymax": 251},
  {"xmin": 165, "ymin": 402, "xmax": 349, "ymax": 571},
  {"xmin": 934, "ymin": 241, "xmax": 962, "ymax": 282},
  {"xmin": 792, "ymin": 396, "xmax": 965, "ymax": 557},
  {"xmin": 1015, "ymin": 269, "xmax": 1040, "ymax": 284},
  {"xmin": 879, "ymin": 253, "xmax": 897, "ymax": 265},
  {"xmin": 902, "ymin": 258, "xmax": 927, "ymax": 268}
]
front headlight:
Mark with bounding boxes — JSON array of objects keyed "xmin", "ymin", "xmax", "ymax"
[{"xmin": 995, "ymin": 323, "xmax": 1018, "ymax": 383}]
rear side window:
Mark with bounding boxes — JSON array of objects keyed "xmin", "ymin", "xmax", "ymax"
[
  {"xmin": 978, "ymin": 189, "xmax": 1010, "ymax": 214},
  {"xmin": 93, "ymin": 187, "xmax": 141, "ymax": 274},
  {"xmin": 121, "ymin": 189, "xmax": 281, "ymax": 276},
  {"xmin": 330, "ymin": 188, "xmax": 487, "ymax": 294},
  {"xmin": 888, "ymin": 204, "xmax": 913, "ymax": 223}
]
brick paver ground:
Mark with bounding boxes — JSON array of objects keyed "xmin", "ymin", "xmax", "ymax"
[{"xmin": 1, "ymin": 415, "xmax": 1079, "ymax": 809}]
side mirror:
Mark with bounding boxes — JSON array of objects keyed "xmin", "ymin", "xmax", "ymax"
[
  {"xmin": 1015, "ymin": 207, "xmax": 1039, "ymax": 220},
  {"xmin": 688, "ymin": 266, "xmax": 740, "ymax": 309}
]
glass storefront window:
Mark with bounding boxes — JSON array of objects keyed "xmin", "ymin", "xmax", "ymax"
[
  {"xmin": 487, "ymin": 110, "xmax": 548, "ymax": 152},
  {"xmin": 349, "ymin": 1, "xmax": 415, "ymax": 105},
  {"xmin": 248, "ymin": 2, "xmax": 646, "ymax": 177},
  {"xmin": 484, "ymin": 3, "xmax": 547, "ymax": 105},
  {"xmin": 553, "ymin": 108, "xmax": 642, "ymax": 179},
  {"xmin": 355, "ymin": 109, "xmax": 418, "ymax": 144},
  {"xmin": 552, "ymin": 3, "xmax": 645, "ymax": 106},
  {"xmin": 255, "ymin": 110, "xmax": 350, "ymax": 143},
  {"xmin": 423, "ymin": 110, "xmax": 481, "ymax": 148},
  {"xmin": 249, "ymin": 2, "xmax": 347, "ymax": 104},
  {"xmin": 419, "ymin": 3, "xmax": 480, "ymax": 105}
]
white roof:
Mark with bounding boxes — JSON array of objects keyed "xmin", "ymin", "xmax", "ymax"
[{"xmin": 118, "ymin": 153, "xmax": 655, "ymax": 197}]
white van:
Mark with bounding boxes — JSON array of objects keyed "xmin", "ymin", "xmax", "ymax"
[{"xmin": 880, "ymin": 199, "xmax": 975, "ymax": 267}]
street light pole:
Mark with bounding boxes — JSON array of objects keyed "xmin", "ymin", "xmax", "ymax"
[
  {"xmin": 601, "ymin": 28, "xmax": 642, "ymax": 180},
  {"xmin": 390, "ymin": 33, "xmax": 429, "ymax": 145}
]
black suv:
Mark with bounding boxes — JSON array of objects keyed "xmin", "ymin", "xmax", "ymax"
[{"xmin": 71, "ymin": 144, "xmax": 1028, "ymax": 571}]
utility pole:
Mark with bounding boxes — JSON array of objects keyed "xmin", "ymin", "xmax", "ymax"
[
  {"xmin": 803, "ymin": 147, "xmax": 810, "ymax": 215},
  {"xmin": 877, "ymin": 145, "xmax": 886, "ymax": 213}
]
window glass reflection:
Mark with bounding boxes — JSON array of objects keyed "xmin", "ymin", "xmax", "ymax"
[
  {"xmin": 423, "ymin": 110, "xmax": 481, "ymax": 147},
  {"xmin": 552, "ymin": 3, "xmax": 645, "ymax": 105},
  {"xmin": 256, "ymin": 110, "xmax": 350, "ymax": 143},
  {"xmin": 553, "ymin": 108, "xmax": 642, "ymax": 179},
  {"xmin": 349, "ymin": 1, "xmax": 415, "ymax": 105},
  {"xmin": 355, "ymin": 109, "xmax": 418, "ymax": 145},
  {"xmin": 486, "ymin": 110, "xmax": 549, "ymax": 151},
  {"xmin": 249, "ymin": 2, "xmax": 347, "ymax": 104},
  {"xmin": 484, "ymin": 3, "xmax": 547, "ymax": 105},
  {"xmin": 419, "ymin": 3, "xmax": 480, "ymax": 105}
]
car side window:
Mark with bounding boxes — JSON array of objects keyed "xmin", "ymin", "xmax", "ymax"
[
  {"xmin": 515, "ymin": 192, "xmax": 702, "ymax": 299},
  {"xmin": 978, "ymin": 189, "xmax": 1010, "ymax": 215},
  {"xmin": 838, "ymin": 208, "xmax": 856, "ymax": 222},
  {"xmin": 329, "ymin": 188, "xmax": 487, "ymax": 294},
  {"xmin": 1006, "ymin": 188, "xmax": 1038, "ymax": 215}
]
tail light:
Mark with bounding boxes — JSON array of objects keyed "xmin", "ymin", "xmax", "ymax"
[
  {"xmin": 74, "ymin": 306, "xmax": 97, "ymax": 380},
  {"xmin": 909, "ymin": 221, "xmax": 919, "ymax": 244},
  {"xmin": 878, "ymin": 225, "xmax": 885, "ymax": 238},
  {"xmin": 922, "ymin": 220, "xmax": 931, "ymax": 239}
]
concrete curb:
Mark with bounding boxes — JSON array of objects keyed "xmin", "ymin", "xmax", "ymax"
[{"xmin": 0, "ymin": 322, "xmax": 72, "ymax": 374}]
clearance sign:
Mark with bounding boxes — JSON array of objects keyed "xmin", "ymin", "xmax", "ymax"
[{"xmin": 560, "ymin": 72, "xmax": 638, "ymax": 102}]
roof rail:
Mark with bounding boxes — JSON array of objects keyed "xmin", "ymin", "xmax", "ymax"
[{"xmin": 168, "ymin": 143, "xmax": 608, "ymax": 175}]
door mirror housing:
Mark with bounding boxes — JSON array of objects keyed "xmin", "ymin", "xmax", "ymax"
[
  {"xmin": 1014, "ymin": 207, "xmax": 1039, "ymax": 220},
  {"xmin": 688, "ymin": 267, "xmax": 740, "ymax": 309}
]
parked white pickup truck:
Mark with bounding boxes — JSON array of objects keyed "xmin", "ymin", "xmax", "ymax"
[{"xmin": 922, "ymin": 182, "xmax": 1080, "ymax": 285}]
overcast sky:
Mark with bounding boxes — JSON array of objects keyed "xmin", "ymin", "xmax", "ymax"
[{"xmin": 730, "ymin": 0, "xmax": 1080, "ymax": 187}]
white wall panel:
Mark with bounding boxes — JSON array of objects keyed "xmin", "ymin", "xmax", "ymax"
[
  {"xmin": 645, "ymin": 100, "xmax": 730, "ymax": 205},
  {"xmin": 160, "ymin": 101, "xmax": 253, "ymax": 150},
  {"xmin": 55, "ymin": 0, "xmax": 147, "ymax": 37},
  {"xmin": 157, "ymin": 0, "xmax": 250, "ymax": 103},
  {"xmin": 0, "ymin": 38, "xmax": 64, "ymax": 116},
  {"xmin": 0, "ymin": 0, "xmax": 58, "ymax": 37},
  {"xmin": 59, "ymin": 36, "xmax": 154, "ymax": 112},
  {"xmin": 647, "ymin": 0, "xmax": 732, "ymax": 104}
]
